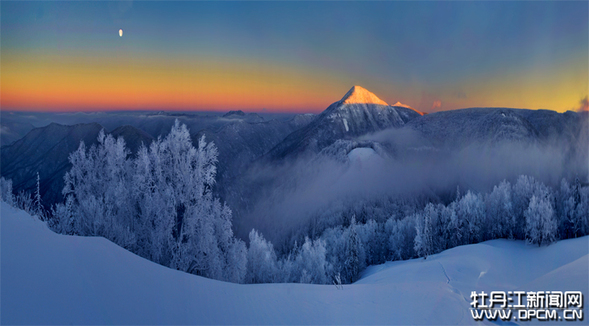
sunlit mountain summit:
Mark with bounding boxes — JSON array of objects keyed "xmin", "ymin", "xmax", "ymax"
[{"xmin": 341, "ymin": 85, "xmax": 390, "ymax": 106}]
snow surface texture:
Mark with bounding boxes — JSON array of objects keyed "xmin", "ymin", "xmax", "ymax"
[{"xmin": 2, "ymin": 202, "xmax": 587, "ymax": 325}]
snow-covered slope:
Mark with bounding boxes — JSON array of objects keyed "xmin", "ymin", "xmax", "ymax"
[{"xmin": 2, "ymin": 202, "xmax": 587, "ymax": 325}]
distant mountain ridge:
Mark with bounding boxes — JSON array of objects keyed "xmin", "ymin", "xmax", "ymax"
[
  {"xmin": 405, "ymin": 107, "xmax": 585, "ymax": 148},
  {"xmin": 222, "ymin": 110, "xmax": 265, "ymax": 122}
]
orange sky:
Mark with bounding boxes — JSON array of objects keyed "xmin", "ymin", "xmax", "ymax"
[
  {"xmin": 2, "ymin": 50, "xmax": 350, "ymax": 113},
  {"xmin": 2, "ymin": 49, "xmax": 587, "ymax": 114}
]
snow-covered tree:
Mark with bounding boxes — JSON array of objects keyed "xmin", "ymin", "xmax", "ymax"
[
  {"xmin": 557, "ymin": 178, "xmax": 576, "ymax": 239},
  {"xmin": 247, "ymin": 229, "xmax": 279, "ymax": 283},
  {"xmin": 51, "ymin": 195, "xmax": 76, "ymax": 234},
  {"xmin": 445, "ymin": 201, "xmax": 463, "ymax": 248},
  {"xmin": 356, "ymin": 219, "xmax": 385, "ymax": 266},
  {"xmin": 321, "ymin": 225, "xmax": 347, "ymax": 283},
  {"xmin": 225, "ymin": 237, "xmax": 248, "ymax": 284},
  {"xmin": 414, "ymin": 209, "xmax": 433, "ymax": 258},
  {"xmin": 512, "ymin": 175, "xmax": 553, "ymax": 240},
  {"xmin": 525, "ymin": 194, "xmax": 557, "ymax": 246},
  {"xmin": 147, "ymin": 121, "xmax": 240, "ymax": 282},
  {"xmin": 132, "ymin": 141, "xmax": 176, "ymax": 264},
  {"xmin": 33, "ymin": 172, "xmax": 45, "ymax": 221},
  {"xmin": 15, "ymin": 189, "xmax": 33, "ymax": 214},
  {"xmin": 429, "ymin": 203, "xmax": 447, "ymax": 253},
  {"xmin": 295, "ymin": 237, "xmax": 329, "ymax": 284},
  {"xmin": 63, "ymin": 130, "xmax": 135, "ymax": 248},
  {"xmin": 0, "ymin": 177, "xmax": 14, "ymax": 206},
  {"xmin": 456, "ymin": 191, "xmax": 484, "ymax": 244},
  {"xmin": 343, "ymin": 217, "xmax": 363, "ymax": 283},
  {"xmin": 574, "ymin": 185, "xmax": 589, "ymax": 237},
  {"xmin": 386, "ymin": 214, "xmax": 416, "ymax": 260},
  {"xmin": 484, "ymin": 180, "xmax": 514, "ymax": 239},
  {"xmin": 438, "ymin": 203, "xmax": 457, "ymax": 249},
  {"xmin": 568, "ymin": 177, "xmax": 589, "ymax": 237}
]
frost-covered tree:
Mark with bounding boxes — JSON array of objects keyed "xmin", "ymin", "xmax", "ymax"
[
  {"xmin": 132, "ymin": 141, "xmax": 176, "ymax": 265},
  {"xmin": 295, "ymin": 237, "xmax": 329, "ymax": 284},
  {"xmin": 445, "ymin": 201, "xmax": 464, "ymax": 248},
  {"xmin": 321, "ymin": 225, "xmax": 347, "ymax": 283},
  {"xmin": 513, "ymin": 175, "xmax": 537, "ymax": 239},
  {"xmin": 343, "ymin": 217, "xmax": 363, "ymax": 283},
  {"xmin": 247, "ymin": 229, "xmax": 278, "ymax": 283},
  {"xmin": 484, "ymin": 180, "xmax": 514, "ymax": 239},
  {"xmin": 213, "ymin": 203, "xmax": 248, "ymax": 283},
  {"xmin": 414, "ymin": 209, "xmax": 433, "ymax": 258},
  {"xmin": 439, "ymin": 203, "xmax": 457, "ymax": 249},
  {"xmin": 456, "ymin": 191, "xmax": 484, "ymax": 244},
  {"xmin": 386, "ymin": 214, "xmax": 416, "ymax": 260},
  {"xmin": 574, "ymin": 185, "xmax": 589, "ymax": 237},
  {"xmin": 63, "ymin": 130, "xmax": 135, "ymax": 248},
  {"xmin": 385, "ymin": 217, "xmax": 403, "ymax": 261},
  {"xmin": 15, "ymin": 189, "xmax": 33, "ymax": 214},
  {"xmin": 225, "ymin": 237, "xmax": 248, "ymax": 283},
  {"xmin": 525, "ymin": 194, "xmax": 557, "ymax": 246},
  {"xmin": 429, "ymin": 203, "xmax": 447, "ymax": 253},
  {"xmin": 33, "ymin": 172, "xmax": 45, "ymax": 221},
  {"xmin": 356, "ymin": 219, "xmax": 385, "ymax": 266},
  {"xmin": 512, "ymin": 175, "xmax": 553, "ymax": 240},
  {"xmin": 555, "ymin": 178, "xmax": 588, "ymax": 239},
  {"xmin": 0, "ymin": 177, "xmax": 14, "ymax": 206},
  {"xmin": 557, "ymin": 178, "xmax": 576, "ymax": 239},
  {"xmin": 51, "ymin": 195, "xmax": 76, "ymax": 234},
  {"xmin": 147, "ymin": 121, "xmax": 242, "ymax": 282}
]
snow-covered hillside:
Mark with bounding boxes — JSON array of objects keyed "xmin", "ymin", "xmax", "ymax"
[{"xmin": 2, "ymin": 202, "xmax": 587, "ymax": 325}]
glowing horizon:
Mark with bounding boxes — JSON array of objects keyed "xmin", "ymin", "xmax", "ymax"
[{"xmin": 2, "ymin": 2, "xmax": 587, "ymax": 114}]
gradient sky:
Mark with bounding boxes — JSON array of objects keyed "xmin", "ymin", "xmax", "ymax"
[{"xmin": 2, "ymin": 1, "xmax": 588, "ymax": 113}]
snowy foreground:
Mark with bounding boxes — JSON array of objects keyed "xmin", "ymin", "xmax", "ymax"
[{"xmin": 2, "ymin": 202, "xmax": 587, "ymax": 325}]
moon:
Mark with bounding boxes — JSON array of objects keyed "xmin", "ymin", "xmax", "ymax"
[{"xmin": 119, "ymin": 29, "xmax": 123, "ymax": 37}]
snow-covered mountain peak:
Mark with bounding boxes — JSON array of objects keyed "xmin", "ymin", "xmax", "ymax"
[
  {"xmin": 340, "ymin": 86, "xmax": 389, "ymax": 106},
  {"xmin": 266, "ymin": 86, "xmax": 423, "ymax": 159}
]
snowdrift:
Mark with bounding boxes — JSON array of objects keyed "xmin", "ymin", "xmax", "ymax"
[{"xmin": 2, "ymin": 202, "xmax": 587, "ymax": 324}]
